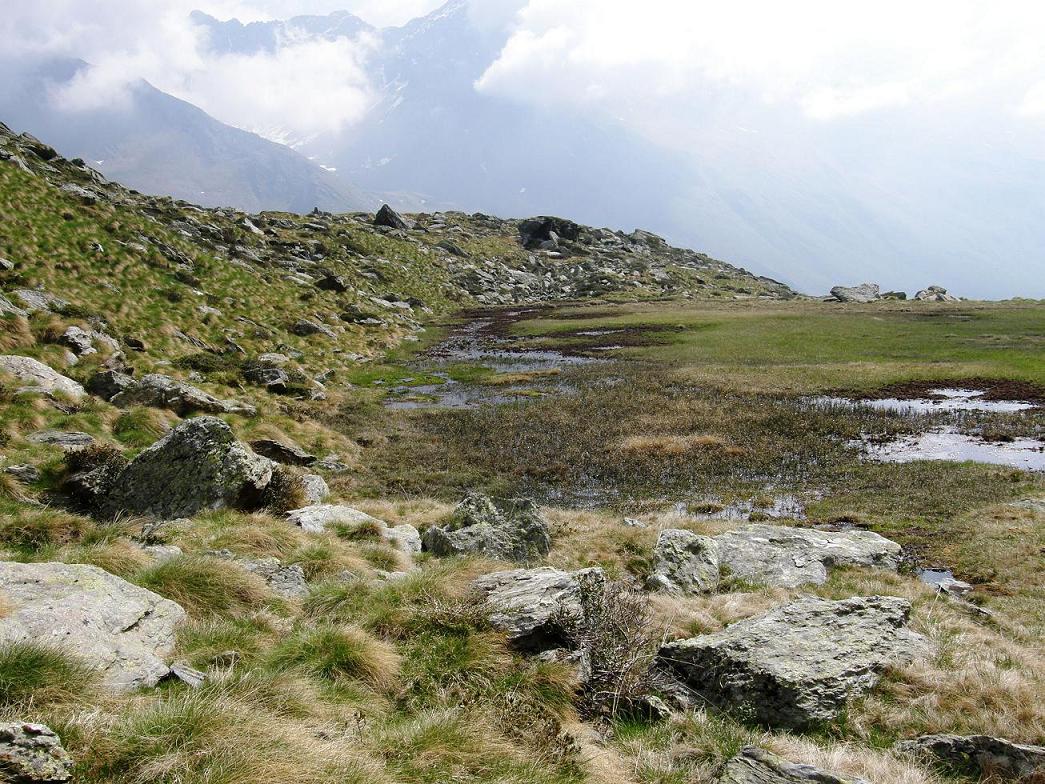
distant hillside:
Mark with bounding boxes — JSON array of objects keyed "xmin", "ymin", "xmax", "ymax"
[{"xmin": 0, "ymin": 58, "xmax": 377, "ymax": 214}]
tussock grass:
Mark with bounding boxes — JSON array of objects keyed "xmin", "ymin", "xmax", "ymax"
[
  {"xmin": 134, "ymin": 556, "xmax": 272, "ymax": 617},
  {"xmin": 0, "ymin": 641, "xmax": 99, "ymax": 712},
  {"xmin": 268, "ymin": 624, "xmax": 401, "ymax": 692}
]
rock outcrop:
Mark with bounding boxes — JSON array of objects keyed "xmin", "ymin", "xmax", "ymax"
[
  {"xmin": 249, "ymin": 439, "xmax": 317, "ymax": 466},
  {"xmin": 0, "ymin": 723, "xmax": 74, "ymax": 783},
  {"xmin": 472, "ymin": 566, "xmax": 605, "ymax": 651},
  {"xmin": 422, "ymin": 493, "xmax": 552, "ymax": 561},
  {"xmin": 914, "ymin": 285, "xmax": 959, "ymax": 302},
  {"xmin": 647, "ymin": 528, "xmax": 720, "ymax": 595},
  {"xmin": 101, "ymin": 417, "xmax": 274, "ymax": 519},
  {"xmin": 0, "ymin": 356, "xmax": 85, "ymax": 400},
  {"xmin": 830, "ymin": 284, "xmax": 880, "ymax": 303},
  {"xmin": 719, "ymin": 747, "xmax": 868, "ymax": 784},
  {"xmin": 374, "ymin": 204, "xmax": 413, "ymax": 230},
  {"xmin": 660, "ymin": 596, "xmax": 929, "ymax": 728},
  {"xmin": 0, "ymin": 562, "xmax": 185, "ymax": 690},
  {"xmin": 713, "ymin": 524, "xmax": 902, "ymax": 588},
  {"xmin": 895, "ymin": 734, "xmax": 1044, "ymax": 781},
  {"xmin": 111, "ymin": 373, "xmax": 255, "ymax": 416}
]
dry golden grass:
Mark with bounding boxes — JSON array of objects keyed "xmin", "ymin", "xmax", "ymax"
[
  {"xmin": 616, "ymin": 433, "xmax": 734, "ymax": 457},
  {"xmin": 767, "ymin": 737, "xmax": 940, "ymax": 784},
  {"xmin": 0, "ymin": 317, "xmax": 33, "ymax": 351}
]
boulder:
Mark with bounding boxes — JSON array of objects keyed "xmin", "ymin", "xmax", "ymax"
[
  {"xmin": 286, "ymin": 504, "xmax": 381, "ymax": 534},
  {"xmin": 299, "ymin": 474, "xmax": 329, "ymax": 505},
  {"xmin": 719, "ymin": 747, "xmax": 868, "ymax": 784},
  {"xmin": 472, "ymin": 566, "xmax": 606, "ymax": 651},
  {"xmin": 0, "ymin": 293, "xmax": 26, "ymax": 317},
  {"xmin": 4, "ymin": 464, "xmax": 41, "ymax": 484},
  {"xmin": 207, "ymin": 551, "xmax": 307, "ymax": 599},
  {"xmin": 243, "ymin": 366, "xmax": 290, "ymax": 392},
  {"xmin": 895, "ymin": 734, "xmax": 1044, "ymax": 781},
  {"xmin": 647, "ymin": 528, "xmax": 720, "ymax": 595},
  {"xmin": 101, "ymin": 417, "xmax": 274, "ymax": 519},
  {"xmin": 384, "ymin": 524, "xmax": 422, "ymax": 554},
  {"xmin": 57, "ymin": 326, "xmax": 96, "ymax": 357},
  {"xmin": 249, "ymin": 439, "xmax": 316, "ymax": 466},
  {"xmin": 914, "ymin": 285, "xmax": 960, "ymax": 302},
  {"xmin": 659, "ymin": 596, "xmax": 929, "ymax": 728},
  {"xmin": 289, "ymin": 319, "xmax": 336, "ymax": 338},
  {"xmin": 111, "ymin": 373, "xmax": 256, "ymax": 417},
  {"xmin": 86, "ymin": 369, "xmax": 135, "ymax": 401},
  {"xmin": 374, "ymin": 204, "xmax": 413, "ymax": 230},
  {"xmin": 830, "ymin": 283, "xmax": 880, "ymax": 303},
  {"xmin": 712, "ymin": 524, "xmax": 902, "ymax": 588},
  {"xmin": 422, "ymin": 493, "xmax": 552, "ymax": 561},
  {"xmin": 315, "ymin": 274, "xmax": 349, "ymax": 292},
  {"xmin": 0, "ymin": 356, "xmax": 85, "ymax": 400},
  {"xmin": 27, "ymin": 430, "xmax": 94, "ymax": 449},
  {"xmin": 12, "ymin": 289, "xmax": 68, "ymax": 313},
  {"xmin": 0, "ymin": 562, "xmax": 185, "ymax": 690},
  {"xmin": 0, "ymin": 722, "xmax": 74, "ymax": 783}
]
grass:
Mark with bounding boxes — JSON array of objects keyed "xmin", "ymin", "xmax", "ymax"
[
  {"xmin": 0, "ymin": 641, "xmax": 98, "ymax": 713},
  {"xmin": 133, "ymin": 556, "xmax": 273, "ymax": 617},
  {"xmin": 268, "ymin": 624, "xmax": 400, "ymax": 691}
]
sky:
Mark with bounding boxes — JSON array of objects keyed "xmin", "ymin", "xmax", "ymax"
[{"xmin": 1, "ymin": 1, "xmax": 1044, "ymax": 295}]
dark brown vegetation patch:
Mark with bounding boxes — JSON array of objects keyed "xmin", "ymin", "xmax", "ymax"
[{"xmin": 847, "ymin": 378, "xmax": 1045, "ymax": 407}]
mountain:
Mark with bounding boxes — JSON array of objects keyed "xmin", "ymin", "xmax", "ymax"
[
  {"xmin": 190, "ymin": 1, "xmax": 1045, "ymax": 299},
  {"xmin": 0, "ymin": 57, "xmax": 377, "ymax": 214}
]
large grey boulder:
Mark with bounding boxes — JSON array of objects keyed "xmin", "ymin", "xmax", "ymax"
[
  {"xmin": 914, "ymin": 285, "xmax": 960, "ymax": 302},
  {"xmin": 659, "ymin": 596, "xmax": 929, "ymax": 728},
  {"xmin": 0, "ymin": 723, "xmax": 73, "ymax": 783},
  {"xmin": 0, "ymin": 562, "xmax": 185, "ymax": 690},
  {"xmin": 895, "ymin": 735, "xmax": 1044, "ymax": 781},
  {"xmin": 472, "ymin": 566, "xmax": 605, "ymax": 651},
  {"xmin": 12, "ymin": 289, "xmax": 68, "ymax": 313},
  {"xmin": 374, "ymin": 204, "xmax": 414, "ymax": 230},
  {"xmin": 111, "ymin": 373, "xmax": 256, "ymax": 417},
  {"xmin": 0, "ymin": 356, "xmax": 85, "ymax": 400},
  {"xmin": 648, "ymin": 528, "xmax": 720, "ymax": 595},
  {"xmin": 830, "ymin": 283, "xmax": 880, "ymax": 303},
  {"xmin": 422, "ymin": 493, "xmax": 552, "ymax": 561},
  {"xmin": 719, "ymin": 747, "xmax": 868, "ymax": 784},
  {"xmin": 713, "ymin": 524, "xmax": 901, "ymax": 588},
  {"xmin": 101, "ymin": 417, "xmax": 274, "ymax": 519}
]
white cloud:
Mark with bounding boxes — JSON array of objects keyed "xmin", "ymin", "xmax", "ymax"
[{"xmin": 476, "ymin": 0, "xmax": 1045, "ymax": 129}]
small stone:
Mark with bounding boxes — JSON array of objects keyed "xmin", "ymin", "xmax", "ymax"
[
  {"xmin": 300, "ymin": 474, "xmax": 329, "ymax": 505},
  {"xmin": 4, "ymin": 465, "xmax": 40, "ymax": 484},
  {"xmin": 249, "ymin": 439, "xmax": 317, "ymax": 466},
  {"xmin": 169, "ymin": 662, "xmax": 207, "ymax": 688},
  {"xmin": 895, "ymin": 734, "xmax": 1044, "ymax": 781}
]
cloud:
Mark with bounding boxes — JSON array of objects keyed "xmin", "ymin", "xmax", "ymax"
[
  {"xmin": 1, "ymin": 0, "xmax": 378, "ymax": 139},
  {"xmin": 475, "ymin": 0, "xmax": 1045, "ymax": 131}
]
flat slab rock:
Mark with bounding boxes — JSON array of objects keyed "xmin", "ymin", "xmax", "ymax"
[
  {"xmin": 0, "ymin": 562, "xmax": 185, "ymax": 690},
  {"xmin": 286, "ymin": 504, "xmax": 421, "ymax": 553},
  {"xmin": 0, "ymin": 722, "xmax": 73, "ymax": 783},
  {"xmin": 660, "ymin": 595, "xmax": 929, "ymax": 728},
  {"xmin": 720, "ymin": 746, "xmax": 868, "ymax": 784},
  {"xmin": 0, "ymin": 356, "xmax": 85, "ymax": 400},
  {"xmin": 714, "ymin": 524, "xmax": 901, "ymax": 588},
  {"xmin": 896, "ymin": 734, "xmax": 1045, "ymax": 780},
  {"xmin": 472, "ymin": 566, "xmax": 605, "ymax": 652},
  {"xmin": 111, "ymin": 373, "xmax": 255, "ymax": 417}
]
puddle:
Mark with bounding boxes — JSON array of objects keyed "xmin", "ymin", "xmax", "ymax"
[
  {"xmin": 813, "ymin": 388, "xmax": 1036, "ymax": 414},
  {"xmin": 576, "ymin": 329, "xmax": 623, "ymax": 337},
  {"xmin": 676, "ymin": 494, "xmax": 808, "ymax": 521},
  {"xmin": 386, "ymin": 315, "xmax": 606, "ymax": 409},
  {"xmin": 862, "ymin": 428, "xmax": 1045, "ymax": 471}
]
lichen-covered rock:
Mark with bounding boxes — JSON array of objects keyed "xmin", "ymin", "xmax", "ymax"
[
  {"xmin": 384, "ymin": 524, "xmax": 422, "ymax": 554},
  {"xmin": 914, "ymin": 285, "xmax": 960, "ymax": 302},
  {"xmin": 286, "ymin": 504, "xmax": 382, "ymax": 534},
  {"xmin": 111, "ymin": 373, "xmax": 255, "ymax": 417},
  {"xmin": 87, "ymin": 369, "xmax": 135, "ymax": 401},
  {"xmin": 719, "ymin": 747, "xmax": 869, "ymax": 784},
  {"xmin": 422, "ymin": 493, "xmax": 552, "ymax": 561},
  {"xmin": 12, "ymin": 289, "xmax": 68, "ymax": 313},
  {"xmin": 0, "ymin": 562, "xmax": 185, "ymax": 690},
  {"xmin": 895, "ymin": 734, "xmax": 1045, "ymax": 781},
  {"xmin": 0, "ymin": 356, "xmax": 85, "ymax": 400},
  {"xmin": 0, "ymin": 293, "xmax": 26, "ymax": 317},
  {"xmin": 660, "ymin": 596, "xmax": 929, "ymax": 728},
  {"xmin": 207, "ymin": 551, "xmax": 308, "ymax": 599},
  {"xmin": 27, "ymin": 430, "xmax": 95, "ymax": 449},
  {"xmin": 0, "ymin": 722, "xmax": 74, "ymax": 783},
  {"xmin": 299, "ymin": 474, "xmax": 330, "ymax": 505},
  {"xmin": 472, "ymin": 566, "xmax": 606, "ymax": 651},
  {"xmin": 713, "ymin": 524, "xmax": 901, "ymax": 588},
  {"xmin": 648, "ymin": 528, "xmax": 720, "ymax": 595},
  {"xmin": 101, "ymin": 417, "xmax": 274, "ymax": 519}
]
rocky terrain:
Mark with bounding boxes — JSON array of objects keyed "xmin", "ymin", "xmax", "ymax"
[{"xmin": 0, "ymin": 122, "xmax": 1042, "ymax": 784}]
